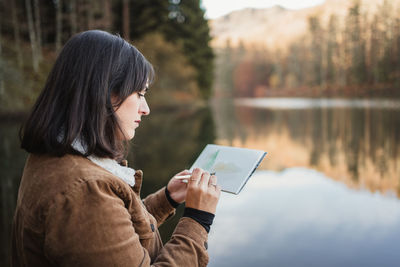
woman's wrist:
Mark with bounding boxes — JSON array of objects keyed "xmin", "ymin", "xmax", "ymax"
[
  {"xmin": 183, "ymin": 207, "xmax": 215, "ymax": 233},
  {"xmin": 165, "ymin": 186, "xmax": 180, "ymax": 208}
]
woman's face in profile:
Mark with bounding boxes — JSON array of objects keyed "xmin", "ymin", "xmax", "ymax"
[{"xmin": 114, "ymin": 86, "xmax": 150, "ymax": 140}]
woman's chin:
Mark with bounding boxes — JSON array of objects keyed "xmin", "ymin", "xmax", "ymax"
[
  {"xmin": 127, "ymin": 130, "xmax": 135, "ymax": 140},
  {"xmin": 117, "ymin": 129, "xmax": 135, "ymax": 141}
]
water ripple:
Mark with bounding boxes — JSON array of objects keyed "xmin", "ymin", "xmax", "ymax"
[{"xmin": 235, "ymin": 98, "xmax": 400, "ymax": 109}]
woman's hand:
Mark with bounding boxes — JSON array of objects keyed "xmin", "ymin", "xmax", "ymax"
[
  {"xmin": 185, "ymin": 168, "xmax": 221, "ymax": 214},
  {"xmin": 167, "ymin": 170, "xmax": 191, "ymax": 204}
]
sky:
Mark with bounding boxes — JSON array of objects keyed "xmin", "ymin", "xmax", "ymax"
[{"xmin": 201, "ymin": 0, "xmax": 326, "ymax": 19}]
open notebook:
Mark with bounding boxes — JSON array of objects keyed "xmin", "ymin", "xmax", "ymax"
[{"xmin": 188, "ymin": 144, "xmax": 267, "ymax": 194}]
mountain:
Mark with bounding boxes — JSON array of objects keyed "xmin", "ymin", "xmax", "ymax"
[{"xmin": 209, "ymin": 0, "xmax": 400, "ymax": 49}]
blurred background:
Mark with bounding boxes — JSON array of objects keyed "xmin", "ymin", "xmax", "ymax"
[{"xmin": 0, "ymin": 0, "xmax": 399, "ymax": 266}]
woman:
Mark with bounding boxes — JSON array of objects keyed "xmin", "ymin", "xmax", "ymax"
[{"xmin": 12, "ymin": 30, "xmax": 221, "ymax": 267}]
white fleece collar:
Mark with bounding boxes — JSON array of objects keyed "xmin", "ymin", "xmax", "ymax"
[{"xmin": 71, "ymin": 138, "xmax": 136, "ymax": 187}]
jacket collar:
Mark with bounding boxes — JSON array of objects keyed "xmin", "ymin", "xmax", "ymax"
[
  {"xmin": 87, "ymin": 156, "xmax": 136, "ymax": 187},
  {"xmin": 71, "ymin": 138, "xmax": 136, "ymax": 187}
]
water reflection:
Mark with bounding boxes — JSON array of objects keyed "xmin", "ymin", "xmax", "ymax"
[
  {"xmin": 237, "ymin": 97, "xmax": 400, "ymax": 109},
  {"xmin": 2, "ymin": 97, "xmax": 399, "ymax": 266},
  {"xmin": 208, "ymin": 169, "xmax": 400, "ymax": 267},
  {"xmin": 212, "ymin": 98, "xmax": 400, "ymax": 197}
]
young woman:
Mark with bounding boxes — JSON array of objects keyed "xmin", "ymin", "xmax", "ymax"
[{"xmin": 12, "ymin": 30, "xmax": 221, "ymax": 267}]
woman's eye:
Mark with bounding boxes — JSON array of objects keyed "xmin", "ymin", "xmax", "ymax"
[{"xmin": 138, "ymin": 93, "xmax": 145, "ymax": 98}]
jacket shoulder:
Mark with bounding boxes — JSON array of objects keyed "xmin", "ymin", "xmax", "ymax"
[{"xmin": 18, "ymin": 154, "xmax": 134, "ymax": 214}]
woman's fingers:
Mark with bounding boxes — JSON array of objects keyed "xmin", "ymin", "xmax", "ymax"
[
  {"xmin": 189, "ymin": 169, "xmax": 217, "ymax": 190},
  {"xmin": 176, "ymin": 169, "xmax": 191, "ymax": 176},
  {"xmin": 186, "ymin": 168, "xmax": 221, "ymax": 214},
  {"xmin": 208, "ymin": 174, "xmax": 218, "ymax": 190},
  {"xmin": 199, "ymin": 172, "xmax": 211, "ymax": 190},
  {"xmin": 188, "ymin": 168, "xmax": 202, "ymax": 187}
]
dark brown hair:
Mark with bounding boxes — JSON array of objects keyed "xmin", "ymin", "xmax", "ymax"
[{"xmin": 20, "ymin": 30, "xmax": 154, "ymax": 159}]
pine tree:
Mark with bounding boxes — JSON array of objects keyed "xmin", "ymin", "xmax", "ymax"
[
  {"xmin": 376, "ymin": 0, "xmax": 393, "ymax": 83},
  {"xmin": 369, "ymin": 14, "xmax": 380, "ymax": 84},
  {"xmin": 345, "ymin": 0, "xmax": 367, "ymax": 85},
  {"xmin": 11, "ymin": 0, "xmax": 23, "ymax": 67},
  {"xmin": 326, "ymin": 14, "xmax": 339, "ymax": 85},
  {"xmin": 55, "ymin": 0, "xmax": 62, "ymax": 52},
  {"xmin": 308, "ymin": 15, "xmax": 323, "ymax": 86},
  {"xmin": 129, "ymin": 0, "xmax": 169, "ymax": 39},
  {"xmin": 25, "ymin": 0, "xmax": 39, "ymax": 72},
  {"xmin": 163, "ymin": 0, "xmax": 214, "ymax": 99}
]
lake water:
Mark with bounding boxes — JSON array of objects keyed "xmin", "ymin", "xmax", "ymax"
[{"xmin": 1, "ymin": 98, "xmax": 399, "ymax": 266}]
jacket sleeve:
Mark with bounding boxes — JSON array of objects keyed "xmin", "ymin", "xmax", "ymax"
[
  {"xmin": 143, "ymin": 186, "xmax": 176, "ymax": 227},
  {"xmin": 44, "ymin": 179, "xmax": 209, "ymax": 267},
  {"xmin": 154, "ymin": 217, "xmax": 209, "ymax": 267}
]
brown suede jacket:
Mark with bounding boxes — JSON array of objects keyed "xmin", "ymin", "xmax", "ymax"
[{"xmin": 11, "ymin": 154, "xmax": 209, "ymax": 266}]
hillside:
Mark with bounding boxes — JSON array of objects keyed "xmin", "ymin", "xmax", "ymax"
[{"xmin": 209, "ymin": 0, "xmax": 400, "ymax": 49}]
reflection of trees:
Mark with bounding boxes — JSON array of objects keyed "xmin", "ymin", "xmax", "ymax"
[
  {"xmin": 212, "ymin": 100, "xmax": 400, "ymax": 197},
  {"xmin": 211, "ymin": 99, "xmax": 236, "ymax": 146},
  {"xmin": 0, "ymin": 121, "xmax": 28, "ymax": 267},
  {"xmin": 129, "ymin": 106, "xmax": 215, "ymax": 242}
]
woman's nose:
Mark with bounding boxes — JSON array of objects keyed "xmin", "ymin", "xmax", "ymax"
[{"xmin": 140, "ymin": 98, "xmax": 150, "ymax": 116}]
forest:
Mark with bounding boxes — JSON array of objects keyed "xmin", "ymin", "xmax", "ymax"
[
  {"xmin": 214, "ymin": 0, "xmax": 400, "ymax": 98},
  {"xmin": 1, "ymin": 0, "xmax": 399, "ymax": 114},
  {"xmin": 0, "ymin": 0, "xmax": 213, "ymax": 114}
]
